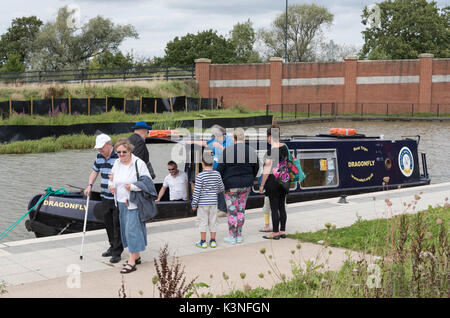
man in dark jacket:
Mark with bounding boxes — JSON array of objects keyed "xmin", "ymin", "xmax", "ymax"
[{"xmin": 129, "ymin": 121, "xmax": 156, "ymax": 179}]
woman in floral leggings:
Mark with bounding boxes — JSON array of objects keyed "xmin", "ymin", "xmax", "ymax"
[
  {"xmin": 216, "ymin": 128, "xmax": 259, "ymax": 244},
  {"xmin": 224, "ymin": 187, "xmax": 251, "ymax": 242}
]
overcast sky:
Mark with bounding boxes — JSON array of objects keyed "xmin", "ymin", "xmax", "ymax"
[{"xmin": 0, "ymin": 0, "xmax": 447, "ymax": 60}]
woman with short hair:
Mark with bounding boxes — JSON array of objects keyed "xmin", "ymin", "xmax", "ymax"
[
  {"xmin": 216, "ymin": 128, "xmax": 259, "ymax": 244},
  {"xmin": 109, "ymin": 138, "xmax": 150, "ymax": 274}
]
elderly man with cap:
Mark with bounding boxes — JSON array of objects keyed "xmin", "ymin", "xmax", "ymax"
[
  {"xmin": 84, "ymin": 133, "xmax": 123, "ymax": 263},
  {"xmin": 129, "ymin": 121, "xmax": 156, "ymax": 179}
]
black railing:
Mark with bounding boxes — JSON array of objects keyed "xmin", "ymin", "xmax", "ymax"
[
  {"xmin": 0, "ymin": 65, "xmax": 195, "ymax": 84},
  {"xmin": 266, "ymin": 103, "xmax": 450, "ymax": 119}
]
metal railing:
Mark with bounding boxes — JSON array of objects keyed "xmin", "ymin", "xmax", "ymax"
[
  {"xmin": 0, "ymin": 65, "xmax": 195, "ymax": 84},
  {"xmin": 266, "ymin": 103, "xmax": 450, "ymax": 119}
]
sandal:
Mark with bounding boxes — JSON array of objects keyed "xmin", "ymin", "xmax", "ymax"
[
  {"xmin": 263, "ymin": 234, "xmax": 280, "ymax": 240},
  {"xmin": 122, "ymin": 257, "xmax": 142, "ymax": 266},
  {"xmin": 120, "ymin": 263, "xmax": 137, "ymax": 274},
  {"xmin": 259, "ymin": 227, "xmax": 272, "ymax": 233}
]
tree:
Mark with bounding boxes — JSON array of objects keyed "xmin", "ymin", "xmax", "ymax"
[
  {"xmin": 0, "ymin": 54, "xmax": 26, "ymax": 73},
  {"xmin": 0, "ymin": 16, "xmax": 43, "ymax": 68},
  {"xmin": 229, "ymin": 19, "xmax": 261, "ymax": 63},
  {"xmin": 162, "ymin": 29, "xmax": 236, "ymax": 65},
  {"xmin": 258, "ymin": 4, "xmax": 333, "ymax": 62},
  {"xmin": 89, "ymin": 51, "xmax": 135, "ymax": 69},
  {"xmin": 361, "ymin": 0, "xmax": 449, "ymax": 59},
  {"xmin": 30, "ymin": 6, "xmax": 138, "ymax": 70},
  {"xmin": 316, "ymin": 41, "xmax": 361, "ymax": 62}
]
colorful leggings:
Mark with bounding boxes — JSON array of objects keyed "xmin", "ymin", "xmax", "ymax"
[{"xmin": 224, "ymin": 187, "xmax": 251, "ymax": 238}]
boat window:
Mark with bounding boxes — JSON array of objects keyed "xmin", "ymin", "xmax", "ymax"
[{"xmin": 298, "ymin": 149, "xmax": 339, "ymax": 189}]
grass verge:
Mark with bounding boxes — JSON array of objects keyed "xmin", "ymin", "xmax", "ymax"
[{"xmin": 218, "ymin": 199, "xmax": 449, "ymax": 298}]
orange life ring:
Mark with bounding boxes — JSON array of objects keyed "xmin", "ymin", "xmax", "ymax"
[
  {"xmin": 149, "ymin": 130, "xmax": 179, "ymax": 138},
  {"xmin": 330, "ymin": 128, "xmax": 357, "ymax": 136}
]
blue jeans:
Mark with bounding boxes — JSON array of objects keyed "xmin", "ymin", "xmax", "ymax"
[{"xmin": 118, "ymin": 202, "xmax": 147, "ymax": 253}]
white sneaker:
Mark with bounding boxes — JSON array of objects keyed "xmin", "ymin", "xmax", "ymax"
[
  {"xmin": 236, "ymin": 236, "xmax": 243, "ymax": 243},
  {"xmin": 223, "ymin": 236, "xmax": 236, "ymax": 244}
]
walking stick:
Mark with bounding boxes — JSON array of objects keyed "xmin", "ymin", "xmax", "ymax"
[{"xmin": 80, "ymin": 194, "xmax": 90, "ymax": 260}]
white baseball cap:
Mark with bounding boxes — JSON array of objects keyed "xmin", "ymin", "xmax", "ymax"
[{"xmin": 94, "ymin": 134, "xmax": 111, "ymax": 149}]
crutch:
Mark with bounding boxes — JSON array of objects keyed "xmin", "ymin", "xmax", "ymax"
[{"xmin": 79, "ymin": 194, "xmax": 90, "ymax": 260}]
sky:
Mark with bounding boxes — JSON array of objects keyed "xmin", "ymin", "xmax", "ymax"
[{"xmin": 0, "ymin": 0, "xmax": 447, "ymax": 60}]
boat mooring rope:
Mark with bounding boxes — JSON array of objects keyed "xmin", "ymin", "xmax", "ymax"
[{"xmin": 0, "ymin": 187, "xmax": 68, "ymax": 242}]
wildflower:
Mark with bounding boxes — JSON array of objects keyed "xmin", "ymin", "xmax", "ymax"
[
  {"xmin": 296, "ymin": 243, "xmax": 301, "ymax": 250},
  {"xmin": 426, "ymin": 232, "xmax": 432, "ymax": 239},
  {"xmin": 414, "ymin": 194, "xmax": 421, "ymax": 200},
  {"xmin": 436, "ymin": 218, "xmax": 443, "ymax": 225},
  {"xmin": 258, "ymin": 273, "xmax": 264, "ymax": 279},
  {"xmin": 385, "ymin": 199, "xmax": 392, "ymax": 207},
  {"xmin": 222, "ymin": 272, "xmax": 229, "ymax": 281},
  {"xmin": 152, "ymin": 275, "xmax": 159, "ymax": 285},
  {"xmin": 325, "ymin": 222, "xmax": 332, "ymax": 230},
  {"xmin": 240, "ymin": 273, "xmax": 246, "ymax": 280},
  {"xmin": 260, "ymin": 248, "xmax": 266, "ymax": 255},
  {"xmin": 291, "ymin": 250, "xmax": 295, "ymax": 255}
]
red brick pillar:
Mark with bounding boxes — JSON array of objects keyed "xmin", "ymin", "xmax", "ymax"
[
  {"xmin": 195, "ymin": 58, "xmax": 211, "ymax": 98},
  {"xmin": 344, "ymin": 56, "xmax": 358, "ymax": 114},
  {"xmin": 419, "ymin": 53, "xmax": 433, "ymax": 113},
  {"xmin": 269, "ymin": 57, "xmax": 283, "ymax": 107}
]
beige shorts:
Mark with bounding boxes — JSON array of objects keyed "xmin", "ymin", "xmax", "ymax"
[{"xmin": 196, "ymin": 205, "xmax": 218, "ymax": 233}]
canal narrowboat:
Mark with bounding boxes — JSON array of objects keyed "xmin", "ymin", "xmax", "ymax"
[{"xmin": 25, "ymin": 130, "xmax": 430, "ymax": 238}]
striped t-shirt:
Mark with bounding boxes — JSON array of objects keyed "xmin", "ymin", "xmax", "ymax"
[
  {"xmin": 92, "ymin": 150, "xmax": 119, "ymax": 200},
  {"xmin": 191, "ymin": 170, "xmax": 225, "ymax": 208}
]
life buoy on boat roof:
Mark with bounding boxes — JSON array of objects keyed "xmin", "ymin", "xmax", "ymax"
[
  {"xmin": 149, "ymin": 130, "xmax": 179, "ymax": 138},
  {"xmin": 330, "ymin": 128, "xmax": 357, "ymax": 136}
]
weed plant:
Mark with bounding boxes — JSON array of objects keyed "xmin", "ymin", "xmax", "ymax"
[{"xmin": 221, "ymin": 196, "xmax": 449, "ymax": 298}]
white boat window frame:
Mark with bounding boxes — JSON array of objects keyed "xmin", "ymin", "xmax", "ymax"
[{"xmin": 297, "ymin": 148, "xmax": 340, "ymax": 190}]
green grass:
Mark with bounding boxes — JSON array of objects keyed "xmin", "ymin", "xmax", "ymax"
[
  {"xmin": 1, "ymin": 106, "xmax": 266, "ymax": 126},
  {"xmin": 289, "ymin": 204, "xmax": 449, "ymax": 255},
  {"xmin": 0, "ymin": 80, "xmax": 199, "ymax": 101},
  {"xmin": 217, "ymin": 203, "xmax": 449, "ymax": 298}
]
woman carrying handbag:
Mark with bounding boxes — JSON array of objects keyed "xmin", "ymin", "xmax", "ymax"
[{"xmin": 109, "ymin": 138, "xmax": 151, "ymax": 274}]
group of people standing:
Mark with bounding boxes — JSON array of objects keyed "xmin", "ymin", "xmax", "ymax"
[
  {"xmin": 190, "ymin": 124, "xmax": 289, "ymax": 247},
  {"xmin": 85, "ymin": 122, "xmax": 288, "ymax": 274}
]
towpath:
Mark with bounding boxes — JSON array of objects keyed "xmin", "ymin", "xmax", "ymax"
[{"xmin": 0, "ymin": 182, "xmax": 448, "ymax": 298}]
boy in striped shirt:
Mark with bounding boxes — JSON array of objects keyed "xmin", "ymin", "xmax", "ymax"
[{"xmin": 191, "ymin": 153, "xmax": 225, "ymax": 248}]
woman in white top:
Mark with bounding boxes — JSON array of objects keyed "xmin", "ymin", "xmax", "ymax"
[{"xmin": 109, "ymin": 138, "xmax": 150, "ymax": 274}]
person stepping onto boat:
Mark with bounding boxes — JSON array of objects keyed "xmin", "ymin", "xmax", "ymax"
[{"xmin": 191, "ymin": 152, "xmax": 225, "ymax": 249}]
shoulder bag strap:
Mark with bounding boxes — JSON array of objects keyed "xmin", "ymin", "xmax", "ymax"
[{"xmin": 135, "ymin": 160, "xmax": 140, "ymax": 180}]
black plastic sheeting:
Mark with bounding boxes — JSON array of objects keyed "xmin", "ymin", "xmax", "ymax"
[
  {"xmin": 0, "ymin": 116, "xmax": 273, "ymax": 143},
  {"xmin": 0, "ymin": 96, "xmax": 218, "ymax": 118}
]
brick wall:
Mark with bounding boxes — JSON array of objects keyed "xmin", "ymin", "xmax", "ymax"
[{"xmin": 195, "ymin": 54, "xmax": 449, "ymax": 113}]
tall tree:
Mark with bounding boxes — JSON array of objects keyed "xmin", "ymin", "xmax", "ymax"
[
  {"xmin": 258, "ymin": 4, "xmax": 333, "ymax": 62},
  {"xmin": 0, "ymin": 16, "xmax": 43, "ymax": 68},
  {"xmin": 229, "ymin": 19, "xmax": 261, "ymax": 63},
  {"xmin": 361, "ymin": 0, "xmax": 449, "ymax": 59},
  {"xmin": 162, "ymin": 29, "xmax": 236, "ymax": 65},
  {"xmin": 30, "ymin": 6, "xmax": 138, "ymax": 70}
]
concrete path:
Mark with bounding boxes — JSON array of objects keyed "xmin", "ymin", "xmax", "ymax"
[{"xmin": 1, "ymin": 182, "xmax": 448, "ymax": 298}]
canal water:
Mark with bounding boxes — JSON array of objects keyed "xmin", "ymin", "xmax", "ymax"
[{"xmin": 0, "ymin": 120, "xmax": 449, "ymax": 243}]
